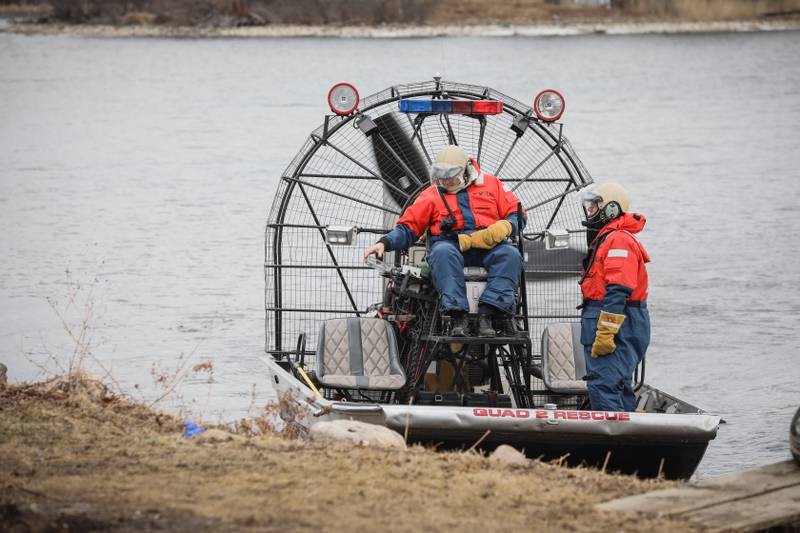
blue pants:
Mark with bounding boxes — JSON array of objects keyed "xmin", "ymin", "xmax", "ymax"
[
  {"xmin": 580, "ymin": 301, "xmax": 650, "ymax": 412},
  {"xmin": 427, "ymin": 239, "xmax": 523, "ymax": 316}
]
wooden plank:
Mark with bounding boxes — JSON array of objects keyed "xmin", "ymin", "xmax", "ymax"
[
  {"xmin": 688, "ymin": 484, "xmax": 800, "ymax": 533},
  {"xmin": 598, "ymin": 460, "xmax": 800, "ymax": 530},
  {"xmin": 699, "ymin": 460, "xmax": 800, "ymax": 492},
  {"xmin": 598, "ymin": 487, "xmax": 724, "ymax": 515}
]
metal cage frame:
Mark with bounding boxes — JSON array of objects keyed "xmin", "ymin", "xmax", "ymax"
[{"xmin": 265, "ymin": 79, "xmax": 593, "ymax": 370}]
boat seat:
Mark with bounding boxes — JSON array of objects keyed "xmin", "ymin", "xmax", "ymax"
[
  {"xmin": 315, "ymin": 318, "xmax": 406, "ymax": 391},
  {"xmin": 541, "ymin": 322, "xmax": 588, "ymax": 395}
]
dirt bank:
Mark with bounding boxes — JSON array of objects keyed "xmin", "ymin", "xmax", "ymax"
[
  {"xmin": 0, "ymin": 374, "xmax": 696, "ymax": 532},
  {"xmin": 4, "ymin": 18, "xmax": 800, "ymax": 38},
  {"xmin": 2, "ymin": 0, "xmax": 800, "ymax": 36}
]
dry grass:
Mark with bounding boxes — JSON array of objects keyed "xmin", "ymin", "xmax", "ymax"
[
  {"xmin": 12, "ymin": 0, "xmax": 799, "ymax": 28},
  {"xmin": 0, "ymin": 3, "xmax": 51, "ymax": 17},
  {"xmin": 119, "ymin": 10, "xmax": 158, "ymax": 25},
  {"xmin": 0, "ymin": 373, "xmax": 699, "ymax": 532},
  {"xmin": 616, "ymin": 0, "xmax": 800, "ymax": 19}
]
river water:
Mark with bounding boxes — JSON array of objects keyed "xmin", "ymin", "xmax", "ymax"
[{"xmin": 1, "ymin": 28, "xmax": 798, "ymax": 478}]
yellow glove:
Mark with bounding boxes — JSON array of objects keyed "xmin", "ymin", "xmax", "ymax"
[
  {"xmin": 468, "ymin": 220, "xmax": 512, "ymax": 250},
  {"xmin": 591, "ymin": 310, "xmax": 626, "ymax": 357},
  {"xmin": 458, "ymin": 234, "xmax": 472, "ymax": 252}
]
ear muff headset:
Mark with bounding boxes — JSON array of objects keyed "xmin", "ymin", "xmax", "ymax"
[{"xmin": 603, "ymin": 201, "xmax": 621, "ymax": 221}]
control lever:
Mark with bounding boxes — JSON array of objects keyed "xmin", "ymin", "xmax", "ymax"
[{"xmin": 366, "ymin": 254, "xmax": 392, "ymax": 274}]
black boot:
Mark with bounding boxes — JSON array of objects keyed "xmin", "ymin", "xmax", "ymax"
[
  {"xmin": 497, "ymin": 316, "xmax": 522, "ymax": 337},
  {"xmin": 477, "ymin": 314, "xmax": 496, "ymax": 337},
  {"xmin": 448, "ymin": 312, "xmax": 470, "ymax": 337}
]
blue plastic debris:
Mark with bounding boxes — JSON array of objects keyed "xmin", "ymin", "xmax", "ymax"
[{"xmin": 182, "ymin": 421, "xmax": 206, "ymax": 438}]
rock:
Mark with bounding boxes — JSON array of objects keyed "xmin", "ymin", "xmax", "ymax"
[
  {"xmin": 12, "ymin": 458, "xmax": 36, "ymax": 477},
  {"xmin": 489, "ymin": 444, "xmax": 528, "ymax": 466},
  {"xmin": 0, "ymin": 363, "xmax": 7, "ymax": 387},
  {"xmin": 309, "ymin": 420, "xmax": 406, "ymax": 450}
]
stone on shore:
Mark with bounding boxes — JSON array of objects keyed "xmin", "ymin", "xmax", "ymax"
[
  {"xmin": 489, "ymin": 444, "xmax": 528, "ymax": 466},
  {"xmin": 309, "ymin": 419, "xmax": 406, "ymax": 450}
]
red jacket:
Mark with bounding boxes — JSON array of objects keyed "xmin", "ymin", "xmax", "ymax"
[
  {"xmin": 581, "ymin": 213, "xmax": 650, "ymax": 302},
  {"xmin": 396, "ymin": 161, "xmax": 522, "ymax": 237}
]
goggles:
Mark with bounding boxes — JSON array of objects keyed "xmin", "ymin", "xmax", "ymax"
[
  {"xmin": 580, "ymin": 188, "xmax": 603, "ymax": 216},
  {"xmin": 431, "ymin": 163, "xmax": 464, "ymax": 188}
]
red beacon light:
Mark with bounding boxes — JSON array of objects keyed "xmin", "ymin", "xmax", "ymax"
[
  {"xmin": 533, "ymin": 89, "xmax": 565, "ymax": 122},
  {"xmin": 328, "ymin": 82, "xmax": 360, "ymax": 115}
]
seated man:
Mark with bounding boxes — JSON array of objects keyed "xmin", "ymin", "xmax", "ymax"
[{"xmin": 363, "ymin": 145, "xmax": 524, "ymax": 337}]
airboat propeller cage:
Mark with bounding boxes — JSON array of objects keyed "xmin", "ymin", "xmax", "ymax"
[{"xmin": 266, "ymin": 79, "xmax": 592, "ymax": 357}]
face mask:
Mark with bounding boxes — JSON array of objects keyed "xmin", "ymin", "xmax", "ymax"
[{"xmin": 431, "ymin": 163, "xmax": 465, "ymax": 192}]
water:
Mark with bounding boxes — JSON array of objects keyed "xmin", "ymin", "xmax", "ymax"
[{"xmin": 1, "ymin": 30, "xmax": 798, "ymax": 478}]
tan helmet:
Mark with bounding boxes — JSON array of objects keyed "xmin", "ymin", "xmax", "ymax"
[
  {"xmin": 581, "ymin": 181, "xmax": 630, "ymax": 226},
  {"xmin": 431, "ymin": 145, "xmax": 470, "ymax": 193}
]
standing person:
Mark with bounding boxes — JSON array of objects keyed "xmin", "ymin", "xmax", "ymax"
[
  {"xmin": 363, "ymin": 145, "xmax": 524, "ymax": 337},
  {"xmin": 579, "ymin": 182, "xmax": 650, "ymax": 412}
]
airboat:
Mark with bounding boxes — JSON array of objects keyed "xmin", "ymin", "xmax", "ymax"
[{"xmin": 260, "ymin": 77, "xmax": 721, "ymax": 480}]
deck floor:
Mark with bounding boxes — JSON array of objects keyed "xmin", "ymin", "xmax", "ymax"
[{"xmin": 597, "ymin": 460, "xmax": 800, "ymax": 532}]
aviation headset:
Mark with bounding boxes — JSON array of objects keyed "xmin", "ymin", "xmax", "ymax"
[{"xmin": 601, "ymin": 200, "xmax": 622, "ymax": 222}]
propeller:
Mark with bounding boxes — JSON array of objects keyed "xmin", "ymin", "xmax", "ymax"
[{"xmin": 370, "ymin": 113, "xmax": 429, "ymax": 209}]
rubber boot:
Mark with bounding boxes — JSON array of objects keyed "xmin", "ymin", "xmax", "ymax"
[
  {"xmin": 449, "ymin": 313, "xmax": 470, "ymax": 337},
  {"xmin": 497, "ymin": 316, "xmax": 521, "ymax": 337},
  {"xmin": 477, "ymin": 314, "xmax": 496, "ymax": 337}
]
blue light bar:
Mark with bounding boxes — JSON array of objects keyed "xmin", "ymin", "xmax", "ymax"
[
  {"xmin": 399, "ymin": 100, "xmax": 443, "ymax": 113},
  {"xmin": 398, "ymin": 99, "xmax": 503, "ymax": 115}
]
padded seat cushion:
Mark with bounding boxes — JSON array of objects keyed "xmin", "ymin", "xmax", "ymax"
[
  {"xmin": 541, "ymin": 322, "xmax": 588, "ymax": 395},
  {"xmin": 315, "ymin": 318, "xmax": 406, "ymax": 391}
]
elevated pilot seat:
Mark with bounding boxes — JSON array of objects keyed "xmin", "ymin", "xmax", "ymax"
[{"xmin": 315, "ymin": 318, "xmax": 406, "ymax": 391}]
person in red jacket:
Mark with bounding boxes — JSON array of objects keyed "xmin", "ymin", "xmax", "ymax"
[
  {"xmin": 364, "ymin": 145, "xmax": 524, "ymax": 337},
  {"xmin": 579, "ymin": 182, "xmax": 651, "ymax": 412}
]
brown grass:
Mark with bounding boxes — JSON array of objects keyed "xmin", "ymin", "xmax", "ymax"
[
  {"xmin": 119, "ymin": 10, "xmax": 158, "ymax": 25},
  {"xmin": 0, "ymin": 3, "xmax": 51, "ymax": 17},
  {"xmin": 24, "ymin": 0, "xmax": 800, "ymax": 27},
  {"xmin": 0, "ymin": 373, "xmax": 699, "ymax": 532},
  {"xmin": 614, "ymin": 0, "xmax": 800, "ymax": 19}
]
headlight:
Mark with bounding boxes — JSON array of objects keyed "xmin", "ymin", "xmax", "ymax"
[
  {"xmin": 544, "ymin": 229, "xmax": 570, "ymax": 251},
  {"xmin": 325, "ymin": 225, "xmax": 358, "ymax": 246},
  {"xmin": 327, "ymin": 82, "xmax": 360, "ymax": 116},
  {"xmin": 534, "ymin": 89, "xmax": 565, "ymax": 122}
]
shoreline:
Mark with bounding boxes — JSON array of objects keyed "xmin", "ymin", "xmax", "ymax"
[
  {"xmin": 2, "ymin": 18, "xmax": 800, "ymax": 38},
  {"xmin": 0, "ymin": 373, "xmax": 691, "ymax": 531}
]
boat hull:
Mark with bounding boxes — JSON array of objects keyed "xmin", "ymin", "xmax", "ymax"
[{"xmin": 262, "ymin": 356, "xmax": 720, "ymax": 480}]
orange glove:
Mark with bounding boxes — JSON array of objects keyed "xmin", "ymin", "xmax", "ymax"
[
  {"xmin": 591, "ymin": 310, "xmax": 626, "ymax": 357},
  {"xmin": 467, "ymin": 220, "xmax": 512, "ymax": 250},
  {"xmin": 458, "ymin": 234, "xmax": 472, "ymax": 252}
]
